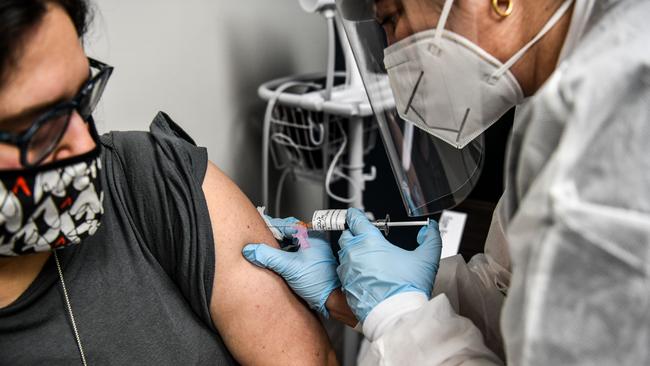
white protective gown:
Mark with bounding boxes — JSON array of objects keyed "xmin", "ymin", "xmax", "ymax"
[{"xmin": 357, "ymin": 0, "xmax": 650, "ymax": 364}]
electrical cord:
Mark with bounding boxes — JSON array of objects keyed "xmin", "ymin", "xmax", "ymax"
[
  {"xmin": 262, "ymin": 81, "xmax": 318, "ymax": 208},
  {"xmin": 270, "ymin": 132, "xmax": 307, "ymax": 164},
  {"xmin": 267, "ymin": 131, "xmax": 307, "ymax": 216},
  {"xmin": 324, "ymin": 125, "xmax": 361, "ymax": 204},
  {"xmin": 274, "ymin": 168, "xmax": 293, "ymax": 218},
  {"xmin": 307, "ymin": 113, "xmax": 325, "ymax": 146}
]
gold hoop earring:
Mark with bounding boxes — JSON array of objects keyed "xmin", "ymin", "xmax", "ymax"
[{"xmin": 491, "ymin": 0, "xmax": 513, "ymax": 17}]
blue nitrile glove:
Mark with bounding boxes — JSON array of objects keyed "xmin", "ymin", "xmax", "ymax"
[
  {"xmin": 263, "ymin": 215, "xmax": 301, "ymax": 248},
  {"xmin": 243, "ymin": 217, "xmax": 341, "ymax": 318},
  {"xmin": 337, "ymin": 208, "xmax": 442, "ymax": 322}
]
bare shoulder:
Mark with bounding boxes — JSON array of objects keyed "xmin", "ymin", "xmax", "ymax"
[{"xmin": 201, "ymin": 162, "xmax": 336, "ymax": 365}]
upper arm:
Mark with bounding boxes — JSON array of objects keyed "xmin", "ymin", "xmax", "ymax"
[{"xmin": 202, "ymin": 162, "xmax": 336, "ymax": 365}]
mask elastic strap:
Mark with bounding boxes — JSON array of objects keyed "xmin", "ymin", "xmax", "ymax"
[
  {"xmin": 433, "ymin": 0, "xmax": 455, "ymax": 48},
  {"xmin": 491, "ymin": 0, "xmax": 574, "ymax": 81}
]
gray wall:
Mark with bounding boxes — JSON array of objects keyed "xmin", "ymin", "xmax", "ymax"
[{"xmin": 86, "ymin": 0, "xmax": 327, "ymax": 218}]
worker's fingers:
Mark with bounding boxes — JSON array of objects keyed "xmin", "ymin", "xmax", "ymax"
[
  {"xmin": 415, "ymin": 221, "xmax": 443, "ymax": 262},
  {"xmin": 242, "ymin": 243, "xmax": 292, "ymax": 274},
  {"xmin": 266, "ymin": 216, "xmax": 301, "ymax": 238},
  {"xmin": 346, "ymin": 208, "xmax": 383, "ymax": 237},
  {"xmin": 338, "ymin": 230, "xmax": 356, "ymax": 251}
]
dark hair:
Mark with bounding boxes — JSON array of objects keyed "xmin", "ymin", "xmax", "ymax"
[{"xmin": 0, "ymin": 0, "xmax": 91, "ymax": 86}]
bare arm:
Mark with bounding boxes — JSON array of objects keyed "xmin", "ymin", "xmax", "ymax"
[
  {"xmin": 326, "ymin": 290, "xmax": 358, "ymax": 328},
  {"xmin": 202, "ymin": 162, "xmax": 336, "ymax": 365}
]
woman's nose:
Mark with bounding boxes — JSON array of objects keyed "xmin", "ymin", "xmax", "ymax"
[{"xmin": 50, "ymin": 110, "xmax": 97, "ymax": 162}]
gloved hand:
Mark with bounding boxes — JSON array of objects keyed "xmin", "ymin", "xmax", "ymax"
[
  {"xmin": 337, "ymin": 208, "xmax": 442, "ymax": 322},
  {"xmin": 263, "ymin": 215, "xmax": 301, "ymax": 247},
  {"xmin": 243, "ymin": 216, "xmax": 341, "ymax": 318}
]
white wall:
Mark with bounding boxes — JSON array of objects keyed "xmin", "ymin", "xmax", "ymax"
[{"xmin": 86, "ymin": 0, "xmax": 327, "ymax": 217}]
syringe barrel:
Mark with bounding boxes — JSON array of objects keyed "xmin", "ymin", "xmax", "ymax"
[
  {"xmin": 310, "ymin": 209, "xmax": 391, "ymax": 234},
  {"xmin": 311, "ymin": 209, "xmax": 348, "ymax": 231}
]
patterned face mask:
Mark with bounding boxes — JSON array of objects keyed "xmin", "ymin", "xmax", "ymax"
[{"xmin": 0, "ymin": 146, "xmax": 104, "ymax": 256}]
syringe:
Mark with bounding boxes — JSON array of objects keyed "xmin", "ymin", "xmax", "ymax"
[{"xmin": 269, "ymin": 209, "xmax": 430, "ymax": 235}]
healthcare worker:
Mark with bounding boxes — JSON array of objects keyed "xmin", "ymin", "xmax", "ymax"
[{"xmin": 244, "ymin": 0, "xmax": 650, "ymax": 364}]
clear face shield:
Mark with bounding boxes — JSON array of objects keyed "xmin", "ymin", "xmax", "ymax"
[{"xmin": 336, "ymin": 0, "xmax": 490, "ymax": 217}]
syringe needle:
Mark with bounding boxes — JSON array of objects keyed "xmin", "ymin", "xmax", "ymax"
[{"xmin": 381, "ymin": 220, "xmax": 429, "ymax": 227}]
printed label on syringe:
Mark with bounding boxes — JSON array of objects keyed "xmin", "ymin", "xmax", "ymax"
[{"xmin": 311, "ymin": 209, "xmax": 347, "ymax": 231}]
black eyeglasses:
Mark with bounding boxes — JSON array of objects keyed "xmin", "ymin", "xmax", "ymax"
[{"xmin": 0, "ymin": 57, "xmax": 113, "ymax": 168}]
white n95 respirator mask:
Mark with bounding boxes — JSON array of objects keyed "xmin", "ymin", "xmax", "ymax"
[{"xmin": 383, "ymin": 0, "xmax": 575, "ymax": 149}]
